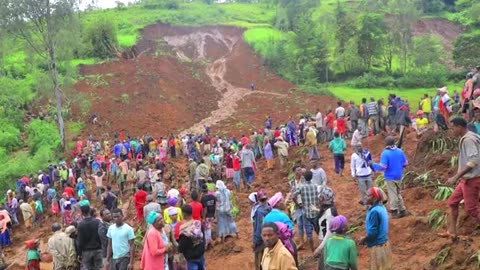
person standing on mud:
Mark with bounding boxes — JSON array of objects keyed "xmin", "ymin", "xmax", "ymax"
[
  {"xmin": 250, "ymin": 82, "xmax": 255, "ymax": 91},
  {"xmin": 445, "ymin": 117, "xmax": 480, "ymax": 239},
  {"xmin": 372, "ymin": 136, "xmax": 408, "ymax": 219},
  {"xmin": 260, "ymin": 222, "xmax": 298, "ymax": 270},
  {"xmin": 294, "ymin": 171, "xmax": 320, "ymax": 252},
  {"xmin": 252, "ymin": 189, "xmax": 270, "ymax": 270},
  {"xmin": 360, "ymin": 187, "xmax": 391, "ymax": 270}
]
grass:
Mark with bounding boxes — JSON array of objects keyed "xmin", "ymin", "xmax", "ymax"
[
  {"xmin": 243, "ymin": 27, "xmax": 286, "ymax": 55},
  {"xmin": 323, "ymin": 82, "xmax": 462, "ymax": 106}
]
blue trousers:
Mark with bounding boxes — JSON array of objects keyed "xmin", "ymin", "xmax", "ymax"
[{"xmin": 187, "ymin": 256, "xmax": 205, "ymax": 270}]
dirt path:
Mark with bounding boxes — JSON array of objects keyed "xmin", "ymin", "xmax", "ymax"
[{"xmin": 162, "ymin": 29, "xmax": 285, "ymax": 136}]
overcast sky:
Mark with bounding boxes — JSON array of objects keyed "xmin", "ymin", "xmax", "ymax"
[{"xmin": 79, "ymin": 0, "xmax": 136, "ymax": 10}]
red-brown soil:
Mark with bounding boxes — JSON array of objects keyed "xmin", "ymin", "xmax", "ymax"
[{"xmin": 6, "ymin": 22, "xmax": 478, "ymax": 270}]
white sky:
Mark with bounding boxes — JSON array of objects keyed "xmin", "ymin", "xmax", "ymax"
[{"xmin": 79, "ymin": 0, "xmax": 136, "ymax": 10}]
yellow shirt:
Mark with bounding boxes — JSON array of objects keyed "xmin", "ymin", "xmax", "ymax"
[
  {"xmin": 420, "ymin": 98, "xmax": 431, "ymax": 113},
  {"xmin": 163, "ymin": 207, "xmax": 183, "ymax": 224},
  {"xmin": 416, "ymin": 117, "xmax": 429, "ymax": 129}
]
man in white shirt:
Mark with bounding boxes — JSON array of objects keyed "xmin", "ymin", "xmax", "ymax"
[
  {"xmin": 351, "ymin": 126, "xmax": 363, "ymax": 147},
  {"xmin": 310, "ymin": 159, "xmax": 327, "ymax": 186},
  {"xmin": 350, "ymin": 145, "xmax": 373, "ymax": 206},
  {"xmin": 315, "ymin": 109, "xmax": 323, "ymax": 129},
  {"xmin": 335, "ymin": 101, "xmax": 346, "ymax": 118}
]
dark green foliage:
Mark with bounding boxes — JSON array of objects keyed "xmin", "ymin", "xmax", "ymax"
[
  {"xmin": 84, "ymin": 19, "xmax": 119, "ymax": 58},
  {"xmin": 418, "ymin": 0, "xmax": 446, "ymax": 14},
  {"xmin": 357, "ymin": 14, "xmax": 387, "ymax": 70},
  {"xmin": 453, "ymin": 32, "xmax": 480, "ymax": 68},
  {"xmin": 26, "ymin": 119, "xmax": 61, "ymax": 155},
  {"xmin": 0, "ymin": 119, "xmax": 21, "ymax": 152}
]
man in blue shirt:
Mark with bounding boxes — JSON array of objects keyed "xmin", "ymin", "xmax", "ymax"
[
  {"xmin": 360, "ymin": 187, "xmax": 392, "ymax": 270},
  {"xmin": 372, "ymin": 136, "xmax": 408, "ymax": 218}
]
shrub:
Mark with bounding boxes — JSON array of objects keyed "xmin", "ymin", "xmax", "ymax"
[
  {"xmin": 347, "ymin": 73, "xmax": 395, "ymax": 88},
  {"xmin": 84, "ymin": 19, "xmax": 119, "ymax": 59},
  {"xmin": 396, "ymin": 68, "xmax": 447, "ymax": 88},
  {"xmin": 0, "ymin": 119, "xmax": 22, "ymax": 153},
  {"xmin": 26, "ymin": 119, "xmax": 61, "ymax": 155}
]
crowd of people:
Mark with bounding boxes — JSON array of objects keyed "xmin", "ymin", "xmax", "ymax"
[{"xmin": 1, "ymin": 71, "xmax": 480, "ymax": 270}]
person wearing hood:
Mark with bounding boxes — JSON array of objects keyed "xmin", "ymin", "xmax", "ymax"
[
  {"xmin": 215, "ymin": 180, "xmax": 238, "ymax": 242},
  {"xmin": 141, "ymin": 211, "xmax": 171, "ymax": 270},
  {"xmin": 328, "ymin": 132, "xmax": 346, "ymax": 176},
  {"xmin": 163, "ymin": 196, "xmax": 183, "ymax": 225},
  {"xmin": 372, "ymin": 136, "xmax": 408, "ymax": 219}
]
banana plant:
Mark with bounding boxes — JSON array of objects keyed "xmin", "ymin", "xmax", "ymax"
[
  {"xmin": 434, "ymin": 186, "xmax": 454, "ymax": 201},
  {"xmin": 428, "ymin": 209, "xmax": 446, "ymax": 230}
]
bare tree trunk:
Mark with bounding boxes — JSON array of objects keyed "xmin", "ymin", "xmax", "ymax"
[{"xmin": 47, "ymin": 0, "xmax": 66, "ymax": 150}]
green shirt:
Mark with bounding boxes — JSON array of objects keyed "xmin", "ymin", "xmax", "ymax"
[
  {"xmin": 324, "ymin": 234, "xmax": 358, "ymax": 269},
  {"xmin": 328, "ymin": 137, "xmax": 346, "ymax": 154},
  {"xmin": 26, "ymin": 249, "xmax": 40, "ymax": 262}
]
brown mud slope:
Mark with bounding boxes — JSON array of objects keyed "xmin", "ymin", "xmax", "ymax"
[
  {"xmin": 75, "ymin": 50, "xmax": 219, "ymax": 138},
  {"xmin": 413, "ymin": 18, "xmax": 463, "ymax": 53}
]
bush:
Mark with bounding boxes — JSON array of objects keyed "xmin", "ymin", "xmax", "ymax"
[
  {"xmin": 347, "ymin": 73, "xmax": 395, "ymax": 88},
  {"xmin": 26, "ymin": 119, "xmax": 61, "ymax": 155},
  {"xmin": 396, "ymin": 68, "xmax": 447, "ymax": 88},
  {"xmin": 0, "ymin": 119, "xmax": 22, "ymax": 153},
  {"xmin": 84, "ymin": 19, "xmax": 119, "ymax": 59}
]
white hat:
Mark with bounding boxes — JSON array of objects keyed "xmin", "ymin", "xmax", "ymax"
[
  {"xmin": 7, "ymin": 190, "xmax": 12, "ymax": 194},
  {"xmin": 248, "ymin": 192, "xmax": 258, "ymax": 203},
  {"xmin": 437, "ymin": 87, "xmax": 448, "ymax": 93}
]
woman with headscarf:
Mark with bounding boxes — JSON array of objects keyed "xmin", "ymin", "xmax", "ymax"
[
  {"xmin": 0, "ymin": 206, "xmax": 11, "ymax": 248},
  {"xmin": 322, "ymin": 215, "xmax": 358, "ymax": 270},
  {"xmin": 163, "ymin": 197, "xmax": 183, "ymax": 225},
  {"xmin": 360, "ymin": 187, "xmax": 391, "ymax": 270},
  {"xmin": 263, "ymin": 192, "xmax": 294, "ymax": 230},
  {"xmin": 141, "ymin": 211, "xmax": 171, "ymax": 270},
  {"xmin": 314, "ymin": 186, "xmax": 337, "ymax": 270},
  {"xmin": 263, "ymin": 192, "xmax": 298, "ymax": 267},
  {"xmin": 215, "ymin": 180, "xmax": 239, "ymax": 242},
  {"xmin": 263, "ymin": 137, "xmax": 274, "ymax": 170}
]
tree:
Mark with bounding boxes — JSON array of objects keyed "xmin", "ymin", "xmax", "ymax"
[
  {"xmin": 413, "ymin": 35, "xmax": 442, "ymax": 69},
  {"xmin": 334, "ymin": 1, "xmax": 357, "ymax": 73},
  {"xmin": 275, "ymin": 0, "xmax": 318, "ymax": 31},
  {"xmin": 357, "ymin": 14, "xmax": 386, "ymax": 70},
  {"xmin": 0, "ymin": 0, "xmax": 79, "ymax": 150},
  {"xmin": 387, "ymin": 0, "xmax": 419, "ymax": 74},
  {"xmin": 84, "ymin": 19, "xmax": 119, "ymax": 59},
  {"xmin": 453, "ymin": 32, "xmax": 480, "ymax": 68}
]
